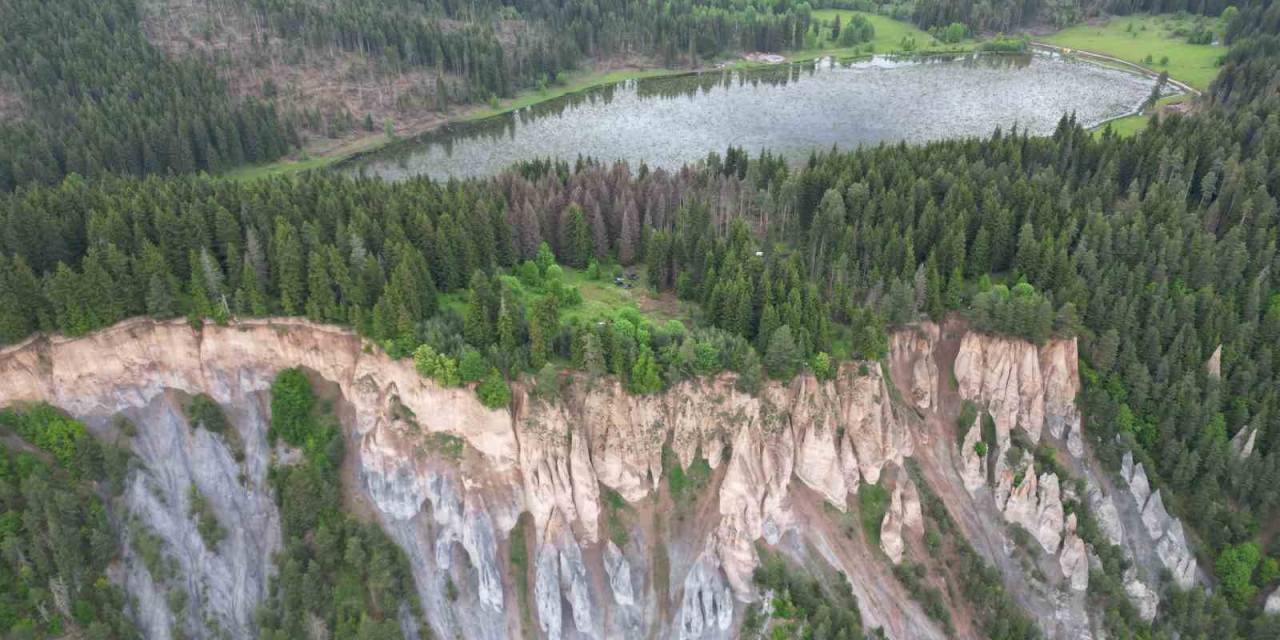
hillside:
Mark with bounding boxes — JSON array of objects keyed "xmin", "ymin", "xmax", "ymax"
[{"xmin": 2, "ymin": 1, "xmax": 1280, "ymax": 639}]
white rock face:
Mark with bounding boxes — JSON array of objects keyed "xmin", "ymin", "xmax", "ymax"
[
  {"xmin": 1124, "ymin": 569, "xmax": 1160, "ymax": 622},
  {"xmin": 678, "ymin": 553, "xmax": 735, "ymax": 640},
  {"xmin": 1206, "ymin": 344, "xmax": 1222, "ymax": 379},
  {"xmin": 882, "ymin": 487, "xmax": 908, "ymax": 564},
  {"xmin": 0, "ymin": 317, "xmax": 1210, "ymax": 640},
  {"xmin": 1059, "ymin": 515, "xmax": 1089, "ymax": 592},
  {"xmin": 1119, "ymin": 453, "xmax": 1198, "ymax": 590},
  {"xmin": 959, "ymin": 416, "xmax": 988, "ymax": 493},
  {"xmin": 1088, "ymin": 487, "xmax": 1125, "ymax": 547},
  {"xmin": 890, "ymin": 324, "xmax": 940, "ymax": 411},
  {"xmin": 1265, "ymin": 587, "xmax": 1280, "ymax": 614},
  {"xmin": 535, "ymin": 540, "xmax": 563, "ymax": 640},
  {"xmin": 603, "ymin": 541, "xmax": 635, "ymax": 606},
  {"xmin": 996, "ymin": 454, "xmax": 1065, "ymax": 554},
  {"xmin": 1230, "ymin": 426, "xmax": 1257, "ymax": 459},
  {"xmin": 0, "ymin": 318, "xmax": 921, "ymax": 639},
  {"xmin": 117, "ymin": 392, "xmax": 280, "ymax": 640}
]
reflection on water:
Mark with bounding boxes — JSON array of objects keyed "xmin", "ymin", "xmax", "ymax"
[{"xmin": 347, "ymin": 52, "xmax": 1153, "ymax": 181}]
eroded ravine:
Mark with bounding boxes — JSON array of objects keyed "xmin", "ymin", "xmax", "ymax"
[{"xmin": 0, "ymin": 317, "xmax": 1200, "ymax": 639}]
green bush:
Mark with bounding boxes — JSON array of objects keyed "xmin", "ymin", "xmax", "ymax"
[
  {"xmin": 0, "ymin": 404, "xmax": 88, "ymax": 468},
  {"xmin": 476, "ymin": 368, "xmax": 511, "ymax": 409},
  {"xmin": 185, "ymin": 394, "xmax": 227, "ymax": 433},
  {"xmin": 458, "ymin": 348, "xmax": 489, "ymax": 383},
  {"xmin": 414, "ymin": 344, "xmax": 461, "ymax": 387}
]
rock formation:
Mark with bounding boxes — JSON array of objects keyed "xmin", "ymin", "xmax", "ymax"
[
  {"xmin": 953, "ymin": 332, "xmax": 1082, "ymax": 458},
  {"xmin": 880, "ymin": 473, "xmax": 923, "ymax": 564},
  {"xmin": 0, "ymin": 319, "xmax": 926, "ymax": 639},
  {"xmin": 1231, "ymin": 425, "xmax": 1257, "ymax": 459},
  {"xmin": 1119, "ymin": 453, "xmax": 1198, "ymax": 590},
  {"xmin": 0, "ymin": 317, "xmax": 1209, "ymax": 640}
]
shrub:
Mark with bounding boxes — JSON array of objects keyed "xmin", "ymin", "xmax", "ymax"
[
  {"xmin": 476, "ymin": 369, "xmax": 511, "ymax": 409},
  {"xmin": 810, "ymin": 351, "xmax": 835, "ymax": 381},
  {"xmin": 185, "ymin": 394, "xmax": 226, "ymax": 433},
  {"xmin": 458, "ymin": 348, "xmax": 489, "ymax": 383},
  {"xmin": 414, "ymin": 344, "xmax": 461, "ymax": 386}
]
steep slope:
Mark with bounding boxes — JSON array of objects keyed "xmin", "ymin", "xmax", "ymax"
[{"xmin": 0, "ymin": 317, "xmax": 1201, "ymax": 639}]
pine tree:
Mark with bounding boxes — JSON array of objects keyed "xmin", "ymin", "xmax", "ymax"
[
  {"xmin": 764, "ymin": 325, "xmax": 800, "ymax": 380},
  {"xmin": 464, "ymin": 272, "xmax": 495, "ymax": 347},
  {"xmin": 274, "ymin": 218, "xmax": 306, "ymax": 315},
  {"xmin": 564, "ymin": 206, "xmax": 593, "ymax": 268},
  {"xmin": 306, "ymin": 250, "xmax": 337, "ymax": 322}
]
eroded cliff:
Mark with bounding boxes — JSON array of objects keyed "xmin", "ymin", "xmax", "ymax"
[{"xmin": 0, "ymin": 317, "xmax": 1202, "ymax": 639}]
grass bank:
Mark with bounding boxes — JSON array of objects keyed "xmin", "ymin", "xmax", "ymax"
[{"xmin": 1039, "ymin": 13, "xmax": 1225, "ymax": 91}]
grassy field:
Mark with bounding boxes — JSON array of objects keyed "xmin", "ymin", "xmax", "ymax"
[
  {"xmin": 438, "ymin": 264, "xmax": 691, "ymax": 329},
  {"xmin": 1040, "ymin": 13, "xmax": 1226, "ymax": 90},
  {"xmin": 1093, "ymin": 94, "xmax": 1190, "ymax": 138},
  {"xmin": 796, "ymin": 10, "xmax": 968, "ymax": 59}
]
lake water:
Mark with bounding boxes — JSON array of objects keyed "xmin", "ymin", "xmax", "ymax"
[{"xmin": 346, "ymin": 52, "xmax": 1157, "ymax": 181}]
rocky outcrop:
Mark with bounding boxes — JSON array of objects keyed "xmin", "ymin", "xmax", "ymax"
[
  {"xmin": 0, "ymin": 318, "xmax": 922, "ymax": 639},
  {"xmin": 1119, "ymin": 453, "xmax": 1197, "ymax": 590},
  {"xmin": 1124, "ymin": 568, "xmax": 1160, "ymax": 621},
  {"xmin": 677, "ymin": 553, "xmax": 734, "ymax": 640},
  {"xmin": 1266, "ymin": 587, "xmax": 1280, "ymax": 615},
  {"xmin": 890, "ymin": 324, "xmax": 940, "ymax": 411},
  {"xmin": 958, "ymin": 416, "xmax": 988, "ymax": 492},
  {"xmin": 953, "ymin": 333, "xmax": 1081, "ymax": 457},
  {"xmin": 0, "ymin": 317, "xmax": 1210, "ymax": 640},
  {"xmin": 1206, "ymin": 344, "xmax": 1222, "ymax": 379},
  {"xmin": 603, "ymin": 541, "xmax": 635, "ymax": 607},
  {"xmin": 1230, "ymin": 425, "xmax": 1257, "ymax": 459},
  {"xmin": 114, "ymin": 390, "xmax": 280, "ymax": 640},
  {"xmin": 1087, "ymin": 487, "xmax": 1124, "ymax": 547},
  {"xmin": 880, "ymin": 474, "xmax": 924, "ymax": 564}
]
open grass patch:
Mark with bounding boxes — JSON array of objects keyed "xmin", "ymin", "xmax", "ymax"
[
  {"xmin": 424, "ymin": 432, "xmax": 465, "ymax": 460},
  {"xmin": 1041, "ymin": 13, "xmax": 1225, "ymax": 90},
  {"xmin": 858, "ymin": 482, "xmax": 890, "ymax": 547},
  {"xmin": 803, "ymin": 10, "xmax": 965, "ymax": 59},
  {"xmin": 602, "ymin": 487, "xmax": 633, "ymax": 547},
  {"xmin": 663, "ymin": 444, "xmax": 712, "ymax": 518}
]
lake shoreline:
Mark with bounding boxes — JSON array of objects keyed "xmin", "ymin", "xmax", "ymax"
[{"xmin": 342, "ymin": 51, "xmax": 1158, "ymax": 182}]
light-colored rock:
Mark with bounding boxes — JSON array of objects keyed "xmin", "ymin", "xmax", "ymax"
[
  {"xmin": 1124, "ymin": 570, "xmax": 1159, "ymax": 622},
  {"xmin": 1265, "ymin": 587, "xmax": 1280, "ymax": 614},
  {"xmin": 1128, "ymin": 462, "xmax": 1152, "ymax": 509},
  {"xmin": 1060, "ymin": 514, "xmax": 1089, "ymax": 592},
  {"xmin": 1155, "ymin": 520, "xmax": 1197, "ymax": 590},
  {"xmin": 557, "ymin": 531, "xmax": 593, "ymax": 634},
  {"xmin": 2, "ymin": 317, "xmax": 1197, "ymax": 640},
  {"xmin": 880, "ymin": 474, "xmax": 925, "ymax": 564},
  {"xmin": 116, "ymin": 392, "xmax": 280, "ymax": 640},
  {"xmin": 1141, "ymin": 490, "xmax": 1172, "ymax": 540},
  {"xmin": 678, "ymin": 553, "xmax": 734, "ymax": 640},
  {"xmin": 882, "ymin": 485, "xmax": 907, "ymax": 564},
  {"xmin": 604, "ymin": 541, "xmax": 635, "ymax": 607},
  {"xmin": 1087, "ymin": 487, "xmax": 1124, "ymax": 547},
  {"xmin": 959, "ymin": 417, "xmax": 988, "ymax": 493},
  {"xmin": 1206, "ymin": 344, "xmax": 1222, "ymax": 379},
  {"xmin": 535, "ymin": 540, "xmax": 563, "ymax": 640},
  {"xmin": 996, "ymin": 454, "xmax": 1064, "ymax": 554},
  {"xmin": 890, "ymin": 324, "xmax": 939, "ymax": 411},
  {"xmin": 1034, "ymin": 473, "xmax": 1066, "ymax": 554},
  {"xmin": 1230, "ymin": 426, "xmax": 1257, "ymax": 459}
]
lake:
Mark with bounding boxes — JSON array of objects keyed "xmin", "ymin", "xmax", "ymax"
[{"xmin": 346, "ymin": 52, "xmax": 1158, "ymax": 181}]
